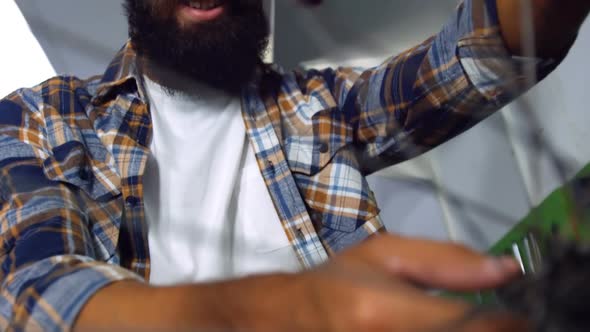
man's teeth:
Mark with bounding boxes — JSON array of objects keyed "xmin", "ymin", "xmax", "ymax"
[{"xmin": 188, "ymin": 0, "xmax": 222, "ymax": 10}]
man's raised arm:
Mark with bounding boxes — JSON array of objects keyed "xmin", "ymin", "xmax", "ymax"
[{"xmin": 293, "ymin": 0, "xmax": 588, "ymax": 174}]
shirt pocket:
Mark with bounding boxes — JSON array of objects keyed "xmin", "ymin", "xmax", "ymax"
[
  {"xmin": 42, "ymin": 140, "xmax": 121, "ymax": 201},
  {"xmin": 293, "ymin": 147, "xmax": 380, "ymax": 234},
  {"xmin": 284, "ymin": 107, "xmax": 353, "ymax": 176}
]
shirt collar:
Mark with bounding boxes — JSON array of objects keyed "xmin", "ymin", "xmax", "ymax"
[
  {"xmin": 91, "ymin": 41, "xmax": 147, "ymax": 105},
  {"xmin": 91, "ymin": 40, "xmax": 278, "ymax": 106}
]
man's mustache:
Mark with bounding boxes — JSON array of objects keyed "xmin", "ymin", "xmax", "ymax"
[
  {"xmin": 140, "ymin": 0, "xmax": 263, "ymax": 18},
  {"xmin": 147, "ymin": 0, "xmax": 320, "ymax": 16}
]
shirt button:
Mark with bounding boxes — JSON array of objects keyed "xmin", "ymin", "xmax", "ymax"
[
  {"xmin": 318, "ymin": 142, "xmax": 329, "ymax": 154},
  {"xmin": 79, "ymin": 169, "xmax": 90, "ymax": 181},
  {"xmin": 266, "ymin": 160, "xmax": 275, "ymax": 173},
  {"xmin": 125, "ymin": 196, "xmax": 141, "ymax": 207},
  {"xmin": 310, "ymin": 211, "xmax": 323, "ymax": 230}
]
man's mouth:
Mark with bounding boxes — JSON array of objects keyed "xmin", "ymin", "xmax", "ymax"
[
  {"xmin": 186, "ymin": 0, "xmax": 224, "ymax": 10},
  {"xmin": 179, "ymin": 0, "xmax": 226, "ymax": 22}
]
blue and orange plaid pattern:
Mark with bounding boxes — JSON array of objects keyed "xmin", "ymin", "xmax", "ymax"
[{"xmin": 0, "ymin": 0, "xmax": 560, "ymax": 330}]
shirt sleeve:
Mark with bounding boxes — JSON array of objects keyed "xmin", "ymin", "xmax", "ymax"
[
  {"xmin": 0, "ymin": 94, "xmax": 142, "ymax": 332},
  {"xmin": 297, "ymin": 0, "xmax": 564, "ymax": 174}
]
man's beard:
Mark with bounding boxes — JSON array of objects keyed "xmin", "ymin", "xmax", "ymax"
[{"xmin": 124, "ymin": 0, "xmax": 270, "ymax": 94}]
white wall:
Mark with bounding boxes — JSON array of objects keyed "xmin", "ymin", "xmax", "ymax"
[
  {"xmin": 15, "ymin": 0, "xmax": 128, "ymax": 78},
  {"xmin": 504, "ymin": 20, "xmax": 590, "ymax": 206},
  {"xmin": 0, "ymin": 1, "xmax": 54, "ymax": 97},
  {"xmin": 275, "ymin": 0, "xmax": 457, "ymax": 70}
]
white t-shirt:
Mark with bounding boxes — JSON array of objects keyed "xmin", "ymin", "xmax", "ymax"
[{"xmin": 143, "ymin": 77, "xmax": 301, "ymax": 285}]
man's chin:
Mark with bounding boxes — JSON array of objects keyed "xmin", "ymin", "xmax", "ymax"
[{"xmin": 141, "ymin": 52, "xmax": 259, "ymax": 95}]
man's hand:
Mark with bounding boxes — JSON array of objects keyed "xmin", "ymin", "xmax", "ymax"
[
  {"xmin": 224, "ymin": 234, "xmax": 526, "ymax": 332},
  {"xmin": 76, "ymin": 235, "xmax": 526, "ymax": 331},
  {"xmin": 496, "ymin": 0, "xmax": 590, "ymax": 58}
]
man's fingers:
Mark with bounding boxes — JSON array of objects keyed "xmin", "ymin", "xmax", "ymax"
[
  {"xmin": 389, "ymin": 288, "xmax": 530, "ymax": 332},
  {"xmin": 385, "ymin": 236, "xmax": 522, "ymax": 291},
  {"xmin": 389, "ymin": 253, "xmax": 521, "ymax": 291},
  {"xmin": 347, "ymin": 235, "xmax": 521, "ymax": 291}
]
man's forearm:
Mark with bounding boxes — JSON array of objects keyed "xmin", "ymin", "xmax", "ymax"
[
  {"xmin": 496, "ymin": 0, "xmax": 590, "ymax": 58},
  {"xmin": 74, "ymin": 274, "xmax": 297, "ymax": 331},
  {"xmin": 74, "ymin": 281, "xmax": 227, "ymax": 331}
]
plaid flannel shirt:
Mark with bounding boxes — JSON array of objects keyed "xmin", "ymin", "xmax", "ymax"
[{"xmin": 0, "ymin": 0, "xmax": 561, "ymax": 330}]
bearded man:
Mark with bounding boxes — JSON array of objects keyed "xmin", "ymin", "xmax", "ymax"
[{"xmin": 0, "ymin": 0, "xmax": 588, "ymax": 331}]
